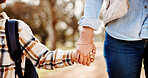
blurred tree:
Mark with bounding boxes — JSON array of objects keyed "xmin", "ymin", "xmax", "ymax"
[
  {"xmin": 48, "ymin": 0, "xmax": 57, "ymax": 50},
  {"xmin": 54, "ymin": 0, "xmax": 79, "ymax": 47},
  {"xmin": 1, "ymin": 0, "xmax": 82, "ymax": 50}
]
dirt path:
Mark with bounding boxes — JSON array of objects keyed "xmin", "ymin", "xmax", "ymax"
[{"xmin": 37, "ymin": 45, "xmax": 146, "ymax": 78}]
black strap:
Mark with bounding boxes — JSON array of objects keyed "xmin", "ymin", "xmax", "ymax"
[
  {"xmin": 24, "ymin": 58, "xmax": 38, "ymax": 78},
  {"xmin": 5, "ymin": 20, "xmax": 38, "ymax": 78},
  {"xmin": 5, "ymin": 20, "xmax": 23, "ymax": 78}
]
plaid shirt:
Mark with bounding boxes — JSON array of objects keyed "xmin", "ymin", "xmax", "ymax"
[{"xmin": 0, "ymin": 12, "xmax": 74, "ymax": 78}]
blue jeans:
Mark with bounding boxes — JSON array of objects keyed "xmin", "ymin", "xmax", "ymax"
[{"xmin": 104, "ymin": 32, "xmax": 147, "ymax": 78}]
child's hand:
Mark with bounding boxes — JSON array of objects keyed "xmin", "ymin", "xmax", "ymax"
[{"xmin": 71, "ymin": 50, "xmax": 96, "ymax": 66}]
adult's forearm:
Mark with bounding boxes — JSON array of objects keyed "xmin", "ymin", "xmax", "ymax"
[{"xmin": 78, "ymin": 27, "xmax": 94, "ymax": 44}]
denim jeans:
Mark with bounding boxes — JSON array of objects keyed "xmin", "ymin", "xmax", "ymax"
[{"xmin": 104, "ymin": 32, "xmax": 148, "ymax": 78}]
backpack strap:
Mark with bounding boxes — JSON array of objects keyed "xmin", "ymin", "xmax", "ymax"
[
  {"xmin": 5, "ymin": 20, "xmax": 23, "ymax": 78},
  {"xmin": 5, "ymin": 19, "xmax": 38, "ymax": 78}
]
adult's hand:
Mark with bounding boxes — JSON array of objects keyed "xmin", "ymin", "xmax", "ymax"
[{"xmin": 75, "ymin": 27, "xmax": 96, "ymax": 66}]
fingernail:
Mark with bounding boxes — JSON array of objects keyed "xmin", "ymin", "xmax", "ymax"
[
  {"xmin": 76, "ymin": 61, "xmax": 78, "ymax": 64},
  {"xmin": 93, "ymin": 51, "xmax": 96, "ymax": 52},
  {"xmin": 90, "ymin": 56, "xmax": 93, "ymax": 58}
]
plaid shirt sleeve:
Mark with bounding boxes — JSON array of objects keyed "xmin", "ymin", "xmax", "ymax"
[{"xmin": 17, "ymin": 20, "xmax": 74, "ymax": 70}]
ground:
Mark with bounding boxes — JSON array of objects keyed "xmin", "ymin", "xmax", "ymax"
[{"xmin": 37, "ymin": 42, "xmax": 146, "ymax": 78}]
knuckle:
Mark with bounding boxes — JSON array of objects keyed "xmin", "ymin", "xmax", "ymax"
[
  {"xmin": 92, "ymin": 54, "xmax": 95, "ymax": 56},
  {"xmin": 76, "ymin": 49, "xmax": 80, "ymax": 53},
  {"xmin": 85, "ymin": 55, "xmax": 89, "ymax": 58},
  {"xmin": 87, "ymin": 63, "xmax": 91, "ymax": 66},
  {"xmin": 79, "ymin": 62, "xmax": 82, "ymax": 64},
  {"xmin": 75, "ymin": 58, "xmax": 78, "ymax": 61},
  {"xmin": 75, "ymin": 56, "xmax": 78, "ymax": 60},
  {"xmin": 91, "ymin": 60, "xmax": 94, "ymax": 62},
  {"xmin": 82, "ymin": 63, "xmax": 85, "ymax": 65},
  {"xmin": 79, "ymin": 61, "xmax": 82, "ymax": 64}
]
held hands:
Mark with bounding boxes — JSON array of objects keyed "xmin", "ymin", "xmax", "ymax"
[{"xmin": 74, "ymin": 27, "xmax": 96, "ymax": 66}]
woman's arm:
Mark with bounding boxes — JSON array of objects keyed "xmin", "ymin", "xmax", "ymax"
[
  {"xmin": 75, "ymin": 0, "xmax": 103, "ymax": 65},
  {"xmin": 78, "ymin": 0, "xmax": 103, "ymax": 30}
]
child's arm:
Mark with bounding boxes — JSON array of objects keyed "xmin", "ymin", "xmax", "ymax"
[{"xmin": 18, "ymin": 20, "xmax": 74, "ymax": 70}]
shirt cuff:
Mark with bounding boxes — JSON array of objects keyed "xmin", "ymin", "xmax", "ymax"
[
  {"xmin": 63, "ymin": 51, "xmax": 74, "ymax": 66},
  {"xmin": 78, "ymin": 16, "xmax": 102, "ymax": 30},
  {"xmin": 56, "ymin": 49, "xmax": 74, "ymax": 67}
]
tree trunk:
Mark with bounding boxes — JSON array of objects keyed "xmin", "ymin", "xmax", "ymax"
[{"xmin": 48, "ymin": 0, "xmax": 57, "ymax": 50}]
